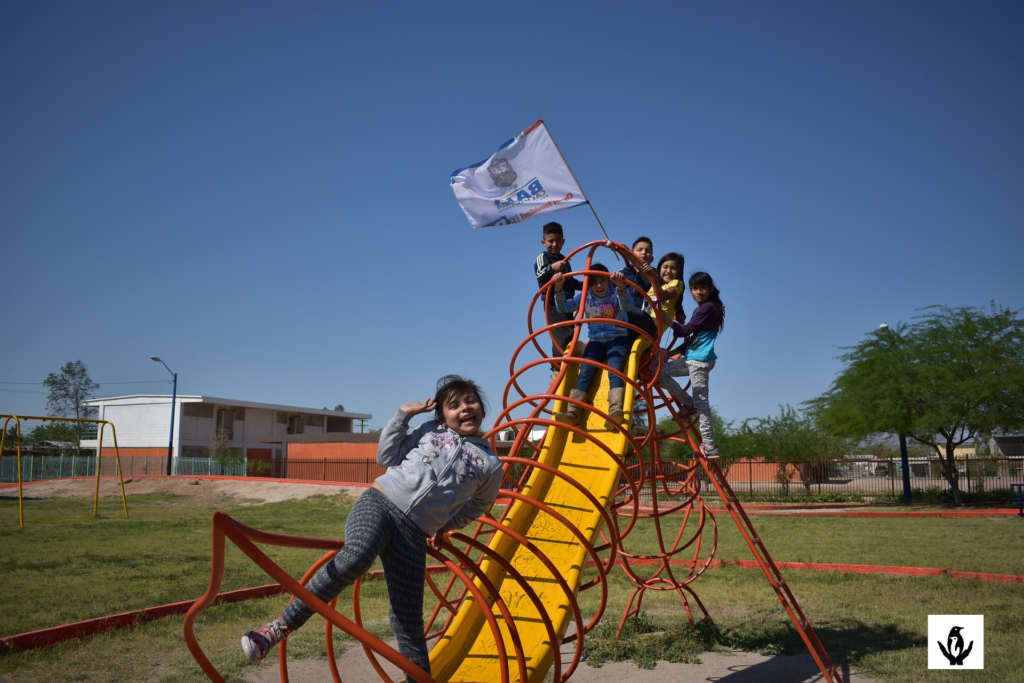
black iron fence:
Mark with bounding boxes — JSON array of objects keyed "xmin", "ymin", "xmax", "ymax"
[
  {"xmin": 615, "ymin": 456, "xmax": 1024, "ymax": 502},
  {"xmin": 719, "ymin": 456, "xmax": 1023, "ymax": 498}
]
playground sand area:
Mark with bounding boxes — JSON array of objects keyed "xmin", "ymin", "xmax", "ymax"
[
  {"xmin": 13, "ymin": 477, "xmax": 880, "ymax": 682},
  {"xmin": 8, "ymin": 476, "xmax": 363, "ymax": 505}
]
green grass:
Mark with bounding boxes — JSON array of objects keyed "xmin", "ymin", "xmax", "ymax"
[{"xmin": 2, "ymin": 492, "xmax": 1023, "ymax": 682}]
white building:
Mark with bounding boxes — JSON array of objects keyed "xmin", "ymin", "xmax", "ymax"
[{"xmin": 80, "ymin": 394, "xmax": 371, "ymax": 471}]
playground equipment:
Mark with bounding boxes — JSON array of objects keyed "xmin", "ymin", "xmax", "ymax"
[
  {"xmin": 184, "ymin": 240, "xmax": 839, "ymax": 683},
  {"xmin": 0, "ymin": 415, "xmax": 129, "ymax": 526}
]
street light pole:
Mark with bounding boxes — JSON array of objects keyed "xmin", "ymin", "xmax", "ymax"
[{"xmin": 151, "ymin": 357, "xmax": 177, "ymax": 476}]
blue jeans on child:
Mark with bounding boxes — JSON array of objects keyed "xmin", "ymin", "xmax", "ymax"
[{"xmin": 576, "ymin": 337, "xmax": 629, "ymax": 392}]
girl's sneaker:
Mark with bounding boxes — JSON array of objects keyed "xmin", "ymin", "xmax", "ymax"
[
  {"xmin": 241, "ymin": 617, "xmax": 293, "ymax": 662},
  {"xmin": 699, "ymin": 443, "xmax": 720, "ymax": 459}
]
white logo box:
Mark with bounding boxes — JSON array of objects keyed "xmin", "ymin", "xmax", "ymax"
[{"xmin": 928, "ymin": 614, "xmax": 984, "ymax": 670}]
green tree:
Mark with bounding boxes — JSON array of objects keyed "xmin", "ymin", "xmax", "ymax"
[
  {"xmin": 42, "ymin": 360, "xmax": 99, "ymax": 456},
  {"xmin": 731, "ymin": 406, "xmax": 846, "ymax": 496},
  {"xmin": 3, "ymin": 424, "xmax": 22, "ymax": 451},
  {"xmin": 807, "ymin": 304, "xmax": 1024, "ymax": 506}
]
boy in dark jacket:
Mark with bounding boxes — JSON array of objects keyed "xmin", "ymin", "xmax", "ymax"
[
  {"xmin": 617, "ymin": 236, "xmax": 659, "ymax": 343},
  {"xmin": 535, "ymin": 222, "xmax": 581, "ymax": 371}
]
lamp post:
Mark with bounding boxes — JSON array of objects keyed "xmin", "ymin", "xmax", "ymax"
[
  {"xmin": 151, "ymin": 357, "xmax": 177, "ymax": 476},
  {"xmin": 879, "ymin": 324, "xmax": 911, "ymax": 502}
]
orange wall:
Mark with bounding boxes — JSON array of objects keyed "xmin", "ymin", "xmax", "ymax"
[
  {"xmin": 101, "ymin": 447, "xmax": 166, "ymax": 459},
  {"xmin": 288, "ymin": 442, "xmax": 379, "ymax": 460},
  {"xmin": 725, "ymin": 460, "xmax": 804, "ymax": 483}
]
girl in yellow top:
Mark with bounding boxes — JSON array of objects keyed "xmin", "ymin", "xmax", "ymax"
[{"xmin": 646, "ymin": 252, "xmax": 685, "ymax": 330}]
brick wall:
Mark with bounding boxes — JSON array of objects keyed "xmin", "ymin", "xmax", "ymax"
[
  {"xmin": 288, "ymin": 442, "xmax": 379, "ymax": 460},
  {"xmin": 101, "ymin": 447, "xmax": 167, "ymax": 459}
]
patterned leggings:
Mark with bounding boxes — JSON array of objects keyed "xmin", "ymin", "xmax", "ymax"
[
  {"xmin": 280, "ymin": 488, "xmax": 430, "ymax": 681},
  {"xmin": 658, "ymin": 359, "xmax": 716, "ymax": 447}
]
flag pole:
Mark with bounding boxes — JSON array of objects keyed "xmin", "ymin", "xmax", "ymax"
[{"xmin": 543, "ymin": 121, "xmax": 621, "ymax": 261}]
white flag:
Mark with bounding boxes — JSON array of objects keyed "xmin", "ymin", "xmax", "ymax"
[{"xmin": 450, "ymin": 120, "xmax": 589, "ymax": 229}]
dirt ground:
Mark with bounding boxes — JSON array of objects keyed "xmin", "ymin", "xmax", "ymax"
[
  {"xmin": 242, "ymin": 642, "xmax": 876, "ymax": 683},
  {"xmin": 7, "ymin": 477, "xmax": 878, "ymax": 682},
  {"xmin": 3, "ymin": 475, "xmax": 363, "ymax": 505}
]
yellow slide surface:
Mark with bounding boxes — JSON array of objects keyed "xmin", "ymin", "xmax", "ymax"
[{"xmin": 428, "ymin": 338, "xmax": 644, "ymax": 683}]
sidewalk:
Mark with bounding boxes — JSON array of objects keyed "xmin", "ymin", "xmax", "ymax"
[{"xmin": 243, "ymin": 643, "xmax": 879, "ymax": 683}]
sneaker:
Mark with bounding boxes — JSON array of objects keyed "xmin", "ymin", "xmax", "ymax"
[
  {"xmin": 700, "ymin": 443, "xmax": 720, "ymax": 459},
  {"xmin": 241, "ymin": 617, "xmax": 293, "ymax": 663},
  {"xmin": 678, "ymin": 404, "xmax": 698, "ymax": 418}
]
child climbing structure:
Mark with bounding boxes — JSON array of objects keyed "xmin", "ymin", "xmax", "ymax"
[{"xmin": 184, "ymin": 240, "xmax": 840, "ymax": 683}]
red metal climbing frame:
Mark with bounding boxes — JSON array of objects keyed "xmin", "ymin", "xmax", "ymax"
[{"xmin": 183, "ymin": 239, "xmax": 839, "ymax": 683}]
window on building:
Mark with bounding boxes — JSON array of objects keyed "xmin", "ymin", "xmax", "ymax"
[
  {"xmin": 287, "ymin": 415, "xmax": 304, "ymax": 435},
  {"xmin": 217, "ymin": 409, "xmax": 235, "ymax": 440},
  {"xmin": 183, "ymin": 403, "xmax": 215, "ymax": 418},
  {"xmin": 326, "ymin": 417, "xmax": 350, "ymax": 432}
]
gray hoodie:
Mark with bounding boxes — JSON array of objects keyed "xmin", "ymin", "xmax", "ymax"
[{"xmin": 374, "ymin": 409, "xmax": 504, "ymax": 536}]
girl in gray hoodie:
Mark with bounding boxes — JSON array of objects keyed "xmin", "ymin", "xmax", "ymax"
[{"xmin": 242, "ymin": 375, "xmax": 503, "ymax": 682}]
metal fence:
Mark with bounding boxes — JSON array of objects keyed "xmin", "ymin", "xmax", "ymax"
[
  {"xmin": 263, "ymin": 458, "xmax": 388, "ymax": 483},
  {"xmin": 615, "ymin": 456, "xmax": 1024, "ymax": 502},
  {"xmin": 0, "ymin": 454, "xmax": 238, "ymax": 482},
  {"xmin": 730, "ymin": 457, "xmax": 1022, "ymax": 497},
  {"xmin": 5, "ymin": 454, "xmax": 1022, "ymax": 499}
]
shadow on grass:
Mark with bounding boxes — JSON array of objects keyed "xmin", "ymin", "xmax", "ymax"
[{"xmin": 719, "ymin": 619, "xmax": 924, "ymax": 682}]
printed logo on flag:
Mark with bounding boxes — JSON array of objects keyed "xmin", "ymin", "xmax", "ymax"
[
  {"xmin": 928, "ymin": 615, "xmax": 983, "ymax": 669},
  {"xmin": 451, "ymin": 120, "xmax": 589, "ymax": 229},
  {"xmin": 487, "ymin": 157, "xmax": 517, "ymax": 188}
]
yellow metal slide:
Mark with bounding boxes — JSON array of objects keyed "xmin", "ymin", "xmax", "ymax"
[{"xmin": 428, "ymin": 338, "xmax": 643, "ymax": 683}]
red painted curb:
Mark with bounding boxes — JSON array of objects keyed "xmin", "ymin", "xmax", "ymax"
[
  {"xmin": 0, "ymin": 584, "xmax": 286, "ymax": 655},
  {"xmin": 591, "ymin": 557, "xmax": 1024, "ymax": 584},
  {"xmin": 626, "ymin": 505, "xmax": 1020, "ymax": 518}
]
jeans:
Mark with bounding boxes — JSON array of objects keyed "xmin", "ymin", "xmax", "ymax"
[{"xmin": 576, "ymin": 337, "xmax": 629, "ymax": 392}]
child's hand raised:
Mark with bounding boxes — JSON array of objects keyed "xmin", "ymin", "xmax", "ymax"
[
  {"xmin": 400, "ymin": 398, "xmax": 437, "ymax": 416},
  {"xmin": 551, "ymin": 260, "xmax": 567, "ymax": 273},
  {"xmin": 552, "ymin": 272, "xmax": 565, "ymax": 291},
  {"xmin": 610, "ymin": 271, "xmax": 626, "ymax": 290}
]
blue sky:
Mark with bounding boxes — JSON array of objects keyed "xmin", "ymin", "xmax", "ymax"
[{"xmin": 2, "ymin": 2, "xmax": 1022, "ymax": 431}]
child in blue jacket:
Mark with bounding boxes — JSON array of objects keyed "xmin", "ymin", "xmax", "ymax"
[{"xmin": 550, "ymin": 264, "xmax": 633, "ymax": 430}]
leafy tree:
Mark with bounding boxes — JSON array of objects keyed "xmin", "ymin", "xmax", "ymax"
[
  {"xmin": 3, "ymin": 425, "xmax": 22, "ymax": 451},
  {"xmin": 657, "ymin": 410, "xmax": 737, "ymax": 464},
  {"xmin": 730, "ymin": 406, "xmax": 846, "ymax": 495},
  {"xmin": 207, "ymin": 427, "xmax": 232, "ymax": 460},
  {"xmin": 807, "ymin": 304, "xmax": 1024, "ymax": 506},
  {"xmin": 42, "ymin": 360, "xmax": 99, "ymax": 456}
]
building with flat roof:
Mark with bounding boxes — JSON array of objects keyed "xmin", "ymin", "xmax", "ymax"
[{"xmin": 81, "ymin": 394, "xmax": 371, "ymax": 473}]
